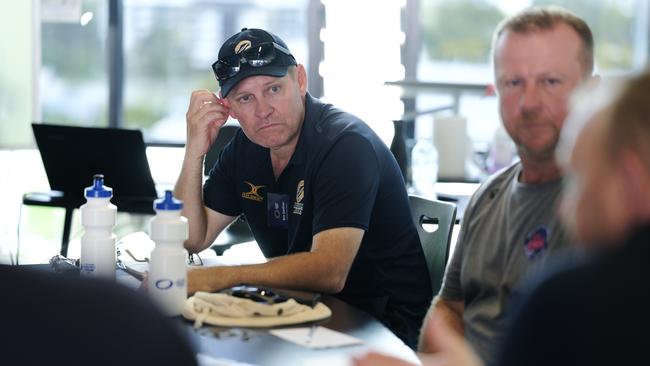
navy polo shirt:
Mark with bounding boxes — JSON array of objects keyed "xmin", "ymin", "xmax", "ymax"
[{"xmin": 203, "ymin": 93, "xmax": 432, "ymax": 348}]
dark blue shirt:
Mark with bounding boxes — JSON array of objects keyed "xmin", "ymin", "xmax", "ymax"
[
  {"xmin": 204, "ymin": 93, "xmax": 432, "ymax": 348},
  {"xmin": 495, "ymin": 226, "xmax": 650, "ymax": 366}
]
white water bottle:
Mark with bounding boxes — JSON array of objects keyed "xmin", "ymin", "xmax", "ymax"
[
  {"xmin": 411, "ymin": 137, "xmax": 439, "ymax": 199},
  {"xmin": 148, "ymin": 190, "xmax": 189, "ymax": 316},
  {"xmin": 80, "ymin": 174, "xmax": 117, "ymax": 279}
]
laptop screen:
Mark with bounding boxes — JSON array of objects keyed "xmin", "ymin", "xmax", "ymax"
[{"xmin": 32, "ymin": 123, "xmax": 157, "ymax": 205}]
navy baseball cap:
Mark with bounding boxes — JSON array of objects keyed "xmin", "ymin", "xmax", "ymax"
[{"xmin": 213, "ymin": 28, "xmax": 297, "ymax": 97}]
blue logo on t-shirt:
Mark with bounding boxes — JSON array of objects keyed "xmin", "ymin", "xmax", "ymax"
[{"xmin": 523, "ymin": 226, "xmax": 549, "ymax": 259}]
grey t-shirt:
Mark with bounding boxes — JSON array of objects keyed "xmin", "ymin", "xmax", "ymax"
[{"xmin": 440, "ymin": 162, "xmax": 571, "ymax": 364}]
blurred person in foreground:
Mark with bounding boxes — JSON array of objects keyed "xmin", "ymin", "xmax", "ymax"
[
  {"xmin": 353, "ymin": 70, "xmax": 650, "ymax": 366},
  {"xmin": 415, "ymin": 6, "xmax": 596, "ymax": 364},
  {"xmin": 1, "ymin": 265, "xmax": 198, "ymax": 365},
  {"xmin": 174, "ymin": 28, "xmax": 431, "ymax": 348}
]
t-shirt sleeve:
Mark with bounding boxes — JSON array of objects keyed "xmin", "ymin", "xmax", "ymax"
[
  {"xmin": 202, "ymin": 137, "xmax": 242, "ymax": 217},
  {"xmin": 439, "ymin": 169, "xmax": 504, "ymax": 301},
  {"xmin": 311, "ymin": 133, "xmax": 379, "ymax": 235},
  {"xmin": 440, "ymin": 216, "xmax": 467, "ymax": 301},
  {"xmin": 439, "ymin": 185, "xmax": 485, "ymax": 301}
]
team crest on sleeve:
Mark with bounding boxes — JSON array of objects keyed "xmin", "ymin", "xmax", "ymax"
[
  {"xmin": 242, "ymin": 181, "xmax": 265, "ymax": 202},
  {"xmin": 523, "ymin": 226, "xmax": 549, "ymax": 259},
  {"xmin": 293, "ymin": 180, "xmax": 304, "ymax": 215}
]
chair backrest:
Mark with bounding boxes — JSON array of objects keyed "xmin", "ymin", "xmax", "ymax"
[
  {"xmin": 204, "ymin": 125, "xmax": 241, "ymax": 176},
  {"xmin": 408, "ymin": 194, "xmax": 457, "ymax": 295},
  {"xmin": 201, "ymin": 124, "xmax": 255, "ymax": 254}
]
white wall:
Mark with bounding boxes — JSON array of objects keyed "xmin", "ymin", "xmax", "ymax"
[{"xmin": 0, "ymin": 1, "xmax": 35, "ymax": 148}]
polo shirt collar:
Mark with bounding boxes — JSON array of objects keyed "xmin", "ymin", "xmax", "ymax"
[{"xmin": 287, "ymin": 92, "xmax": 321, "ymax": 166}]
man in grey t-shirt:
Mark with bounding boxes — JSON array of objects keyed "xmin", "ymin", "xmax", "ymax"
[
  {"xmin": 441, "ymin": 163, "xmax": 571, "ymax": 361},
  {"xmin": 417, "ymin": 7, "xmax": 599, "ymax": 364}
]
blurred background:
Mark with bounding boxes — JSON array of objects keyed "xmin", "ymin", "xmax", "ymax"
[{"xmin": 1, "ymin": 0, "xmax": 647, "ymax": 263}]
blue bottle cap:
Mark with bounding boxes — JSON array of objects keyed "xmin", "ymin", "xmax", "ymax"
[
  {"xmin": 154, "ymin": 190, "xmax": 183, "ymax": 211},
  {"xmin": 85, "ymin": 174, "xmax": 113, "ymax": 198}
]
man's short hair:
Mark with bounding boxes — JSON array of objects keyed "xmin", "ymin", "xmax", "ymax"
[
  {"xmin": 492, "ymin": 6, "xmax": 594, "ymax": 76},
  {"xmin": 606, "ymin": 71, "xmax": 650, "ymax": 171}
]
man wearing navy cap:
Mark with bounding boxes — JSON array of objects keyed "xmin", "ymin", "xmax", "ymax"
[{"xmin": 174, "ymin": 28, "xmax": 432, "ymax": 348}]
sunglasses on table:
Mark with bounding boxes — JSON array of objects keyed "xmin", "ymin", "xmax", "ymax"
[
  {"xmin": 223, "ymin": 285, "xmax": 290, "ymax": 305},
  {"xmin": 222, "ymin": 285, "xmax": 321, "ymax": 307},
  {"xmin": 211, "ymin": 42, "xmax": 296, "ymax": 82}
]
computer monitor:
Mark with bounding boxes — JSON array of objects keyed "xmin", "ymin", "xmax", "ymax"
[{"xmin": 32, "ymin": 123, "xmax": 157, "ymax": 209}]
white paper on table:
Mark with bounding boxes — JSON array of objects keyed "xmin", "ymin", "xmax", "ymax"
[
  {"xmin": 196, "ymin": 353, "xmax": 258, "ymax": 366},
  {"xmin": 270, "ymin": 326, "xmax": 363, "ymax": 349},
  {"xmin": 300, "ymin": 354, "xmax": 357, "ymax": 366}
]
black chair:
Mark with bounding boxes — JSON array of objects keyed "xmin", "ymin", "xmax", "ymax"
[
  {"xmin": 204, "ymin": 125, "xmax": 255, "ymax": 255},
  {"xmin": 408, "ymin": 194, "xmax": 457, "ymax": 295}
]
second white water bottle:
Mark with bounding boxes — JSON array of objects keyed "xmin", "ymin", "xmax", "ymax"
[
  {"xmin": 80, "ymin": 174, "xmax": 117, "ymax": 279},
  {"xmin": 148, "ymin": 190, "xmax": 189, "ymax": 316}
]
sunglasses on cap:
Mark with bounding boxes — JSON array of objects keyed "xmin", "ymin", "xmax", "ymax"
[{"xmin": 212, "ymin": 42, "xmax": 296, "ymax": 82}]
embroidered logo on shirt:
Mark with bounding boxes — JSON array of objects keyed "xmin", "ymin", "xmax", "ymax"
[
  {"xmin": 242, "ymin": 181, "xmax": 265, "ymax": 202},
  {"xmin": 523, "ymin": 226, "xmax": 549, "ymax": 259},
  {"xmin": 293, "ymin": 180, "xmax": 304, "ymax": 215}
]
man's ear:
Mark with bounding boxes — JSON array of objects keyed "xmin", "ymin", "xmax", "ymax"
[
  {"xmin": 297, "ymin": 64, "xmax": 308, "ymax": 96},
  {"xmin": 220, "ymin": 97, "xmax": 237, "ymax": 119}
]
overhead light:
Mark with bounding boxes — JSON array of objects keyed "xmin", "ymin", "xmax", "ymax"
[{"xmin": 80, "ymin": 11, "xmax": 93, "ymax": 26}]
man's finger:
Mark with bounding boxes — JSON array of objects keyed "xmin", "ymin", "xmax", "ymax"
[
  {"xmin": 189, "ymin": 90, "xmax": 219, "ymax": 113},
  {"xmin": 351, "ymin": 352, "xmax": 417, "ymax": 366},
  {"xmin": 138, "ymin": 271, "xmax": 149, "ymax": 293}
]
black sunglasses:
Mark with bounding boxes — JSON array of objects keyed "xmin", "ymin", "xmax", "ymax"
[
  {"xmin": 224, "ymin": 285, "xmax": 289, "ymax": 305},
  {"xmin": 212, "ymin": 42, "xmax": 296, "ymax": 82}
]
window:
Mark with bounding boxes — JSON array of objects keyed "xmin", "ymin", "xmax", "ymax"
[
  {"xmin": 411, "ymin": 0, "xmax": 648, "ymax": 180},
  {"xmin": 41, "ymin": 0, "xmax": 108, "ymax": 127},
  {"xmin": 321, "ymin": 0, "xmax": 405, "ymax": 145},
  {"xmin": 122, "ymin": 0, "xmax": 309, "ymax": 144},
  {"xmin": 39, "ymin": 0, "xmax": 310, "ymax": 143},
  {"xmin": 0, "ymin": 1, "xmax": 38, "ymax": 264},
  {"xmin": 0, "ymin": 1, "xmax": 34, "ymax": 148}
]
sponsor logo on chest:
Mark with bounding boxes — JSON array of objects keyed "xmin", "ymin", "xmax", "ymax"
[
  {"xmin": 293, "ymin": 180, "xmax": 304, "ymax": 215},
  {"xmin": 523, "ymin": 226, "xmax": 549, "ymax": 259},
  {"xmin": 242, "ymin": 181, "xmax": 265, "ymax": 202}
]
